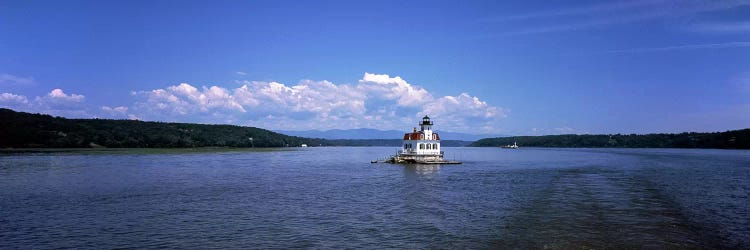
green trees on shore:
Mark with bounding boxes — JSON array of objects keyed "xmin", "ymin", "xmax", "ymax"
[
  {"xmin": 0, "ymin": 108, "xmax": 327, "ymax": 148},
  {"xmin": 0, "ymin": 109, "xmax": 471, "ymax": 148},
  {"xmin": 470, "ymin": 130, "xmax": 750, "ymax": 149}
]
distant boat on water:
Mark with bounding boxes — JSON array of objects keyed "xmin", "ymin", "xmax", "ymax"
[{"xmin": 501, "ymin": 141, "xmax": 519, "ymax": 149}]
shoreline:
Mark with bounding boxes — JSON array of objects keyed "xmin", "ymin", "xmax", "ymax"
[{"xmin": 0, "ymin": 147, "xmax": 297, "ymax": 155}]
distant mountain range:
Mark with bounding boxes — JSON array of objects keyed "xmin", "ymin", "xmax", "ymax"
[{"xmin": 276, "ymin": 128, "xmax": 509, "ymax": 141}]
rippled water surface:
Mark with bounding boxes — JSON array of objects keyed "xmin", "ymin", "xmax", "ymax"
[{"xmin": 1, "ymin": 147, "xmax": 748, "ymax": 248}]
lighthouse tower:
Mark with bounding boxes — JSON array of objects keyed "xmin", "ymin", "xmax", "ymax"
[
  {"xmin": 398, "ymin": 116, "xmax": 442, "ymax": 161},
  {"xmin": 420, "ymin": 116, "xmax": 434, "ymax": 140}
]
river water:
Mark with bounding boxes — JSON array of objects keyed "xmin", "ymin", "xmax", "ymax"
[{"xmin": 1, "ymin": 147, "xmax": 748, "ymax": 248}]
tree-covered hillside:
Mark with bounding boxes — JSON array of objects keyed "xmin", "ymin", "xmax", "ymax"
[
  {"xmin": 0, "ymin": 109, "xmax": 473, "ymax": 148},
  {"xmin": 0, "ymin": 108, "xmax": 327, "ymax": 148},
  {"xmin": 471, "ymin": 130, "xmax": 750, "ymax": 149}
]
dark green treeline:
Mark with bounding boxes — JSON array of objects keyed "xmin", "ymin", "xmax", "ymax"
[
  {"xmin": 471, "ymin": 130, "xmax": 750, "ymax": 149},
  {"xmin": 0, "ymin": 108, "xmax": 470, "ymax": 148},
  {"xmin": 0, "ymin": 108, "xmax": 327, "ymax": 148}
]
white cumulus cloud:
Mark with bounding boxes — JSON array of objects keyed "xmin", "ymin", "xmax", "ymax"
[
  {"xmin": 1, "ymin": 74, "xmax": 512, "ymax": 133},
  {"xmin": 424, "ymin": 93, "xmax": 506, "ymax": 118},
  {"xmin": 43, "ymin": 88, "xmax": 85, "ymax": 103},
  {"xmin": 134, "ymin": 83, "xmax": 245, "ymax": 118},
  {"xmin": 0, "ymin": 93, "xmax": 29, "ymax": 105},
  {"xmin": 358, "ymin": 72, "xmax": 433, "ymax": 107},
  {"xmin": 1, "ymin": 89, "xmax": 90, "ymax": 118},
  {"xmin": 32, "ymin": 89, "xmax": 89, "ymax": 117},
  {"xmin": 130, "ymin": 73, "xmax": 509, "ymax": 133},
  {"xmin": 420, "ymin": 93, "xmax": 509, "ymax": 132}
]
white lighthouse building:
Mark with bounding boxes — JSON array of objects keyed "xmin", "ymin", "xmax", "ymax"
[
  {"xmin": 401, "ymin": 115, "xmax": 441, "ymax": 156},
  {"xmin": 386, "ymin": 115, "xmax": 457, "ymax": 164}
]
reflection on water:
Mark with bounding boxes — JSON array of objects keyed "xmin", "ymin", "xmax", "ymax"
[
  {"xmin": 402, "ymin": 164, "xmax": 442, "ymax": 177},
  {"xmin": 0, "ymin": 147, "xmax": 748, "ymax": 248}
]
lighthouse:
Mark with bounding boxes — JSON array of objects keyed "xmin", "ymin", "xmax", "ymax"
[
  {"xmin": 401, "ymin": 116, "xmax": 441, "ymax": 156},
  {"xmin": 383, "ymin": 115, "xmax": 459, "ymax": 164}
]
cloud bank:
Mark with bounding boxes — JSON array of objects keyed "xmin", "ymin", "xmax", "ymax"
[
  {"xmin": 0, "ymin": 88, "xmax": 90, "ymax": 118},
  {"xmin": 0, "ymin": 73, "xmax": 509, "ymax": 133},
  {"xmin": 130, "ymin": 73, "xmax": 509, "ymax": 133}
]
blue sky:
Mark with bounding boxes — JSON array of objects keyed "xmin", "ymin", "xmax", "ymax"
[{"xmin": 1, "ymin": 0, "xmax": 749, "ymax": 135}]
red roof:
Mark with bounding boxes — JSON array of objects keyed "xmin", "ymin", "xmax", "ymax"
[
  {"xmin": 402, "ymin": 132, "xmax": 440, "ymax": 140},
  {"xmin": 403, "ymin": 132, "xmax": 423, "ymax": 140}
]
